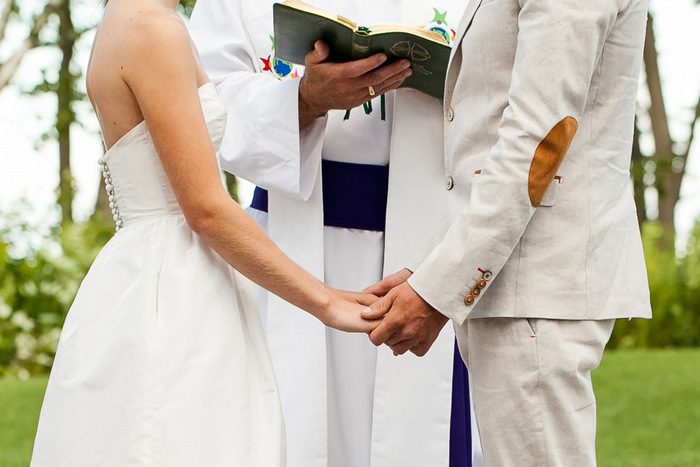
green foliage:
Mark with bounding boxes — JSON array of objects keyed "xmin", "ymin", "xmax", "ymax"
[
  {"xmin": 608, "ymin": 221, "xmax": 700, "ymax": 349},
  {"xmin": 1, "ymin": 208, "xmax": 698, "ymax": 378},
  {"xmin": 179, "ymin": 0, "xmax": 197, "ymax": 18},
  {"xmin": 0, "ymin": 212, "xmax": 112, "ymax": 378}
]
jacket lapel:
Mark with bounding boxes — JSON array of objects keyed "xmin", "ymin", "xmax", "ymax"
[{"xmin": 450, "ymin": 0, "xmax": 483, "ymax": 62}]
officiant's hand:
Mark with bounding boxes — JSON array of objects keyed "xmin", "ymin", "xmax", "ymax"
[
  {"xmin": 298, "ymin": 40, "xmax": 413, "ymax": 129},
  {"xmin": 363, "ymin": 282, "xmax": 448, "ymax": 357}
]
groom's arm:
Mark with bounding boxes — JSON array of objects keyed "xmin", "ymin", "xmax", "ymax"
[{"xmin": 365, "ymin": 0, "xmax": 623, "ymax": 354}]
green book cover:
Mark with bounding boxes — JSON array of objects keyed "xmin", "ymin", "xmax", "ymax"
[{"xmin": 272, "ymin": 0, "xmax": 451, "ymax": 99}]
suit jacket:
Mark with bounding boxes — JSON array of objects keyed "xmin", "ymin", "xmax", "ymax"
[{"xmin": 408, "ymin": 0, "xmax": 652, "ymax": 323}]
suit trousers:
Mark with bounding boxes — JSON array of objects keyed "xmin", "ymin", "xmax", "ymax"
[{"xmin": 454, "ymin": 317, "xmax": 615, "ymax": 467}]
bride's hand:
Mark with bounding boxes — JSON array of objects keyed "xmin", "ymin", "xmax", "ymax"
[
  {"xmin": 316, "ymin": 288, "xmax": 381, "ymax": 333},
  {"xmin": 330, "ymin": 288, "xmax": 380, "ymax": 307},
  {"xmin": 322, "ymin": 296, "xmax": 383, "ymax": 334}
]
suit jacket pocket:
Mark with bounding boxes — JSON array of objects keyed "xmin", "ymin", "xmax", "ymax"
[{"xmin": 539, "ymin": 176, "xmax": 562, "ymax": 207}]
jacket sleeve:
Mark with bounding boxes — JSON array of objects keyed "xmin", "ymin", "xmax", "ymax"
[
  {"xmin": 407, "ymin": 0, "xmax": 623, "ymax": 324},
  {"xmin": 189, "ymin": 0, "xmax": 326, "ymax": 201}
]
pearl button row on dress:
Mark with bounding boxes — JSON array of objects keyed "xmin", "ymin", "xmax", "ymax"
[{"xmin": 98, "ymin": 158, "xmax": 124, "ymax": 232}]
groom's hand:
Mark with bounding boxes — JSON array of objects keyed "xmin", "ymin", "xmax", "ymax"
[{"xmin": 363, "ymin": 282, "xmax": 448, "ymax": 357}]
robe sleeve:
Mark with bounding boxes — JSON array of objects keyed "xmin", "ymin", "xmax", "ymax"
[
  {"xmin": 407, "ymin": 0, "xmax": 625, "ymax": 323},
  {"xmin": 189, "ymin": 0, "xmax": 327, "ymax": 201}
]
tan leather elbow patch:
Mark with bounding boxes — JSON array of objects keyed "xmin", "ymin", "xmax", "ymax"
[{"xmin": 528, "ymin": 117, "xmax": 578, "ymax": 207}]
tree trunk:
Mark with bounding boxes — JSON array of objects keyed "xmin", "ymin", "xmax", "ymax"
[
  {"xmin": 0, "ymin": 0, "xmax": 15, "ymax": 44},
  {"xmin": 631, "ymin": 119, "xmax": 647, "ymax": 227},
  {"xmin": 56, "ymin": 0, "xmax": 77, "ymax": 225},
  {"xmin": 643, "ymin": 13, "xmax": 682, "ymax": 249}
]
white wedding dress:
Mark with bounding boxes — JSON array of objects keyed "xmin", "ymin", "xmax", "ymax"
[{"xmin": 31, "ymin": 83, "xmax": 285, "ymax": 467}]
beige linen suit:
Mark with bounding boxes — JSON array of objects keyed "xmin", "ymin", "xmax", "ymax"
[{"xmin": 407, "ymin": 0, "xmax": 652, "ymax": 464}]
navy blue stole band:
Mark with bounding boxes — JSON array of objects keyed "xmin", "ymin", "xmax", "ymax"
[
  {"xmin": 250, "ymin": 159, "xmax": 389, "ymax": 232},
  {"xmin": 249, "ymin": 158, "xmax": 473, "ymax": 467},
  {"xmin": 450, "ymin": 341, "xmax": 473, "ymax": 467},
  {"xmin": 250, "ymin": 185, "xmax": 268, "ymax": 212}
]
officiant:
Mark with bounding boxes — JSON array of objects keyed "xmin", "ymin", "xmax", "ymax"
[{"xmin": 190, "ymin": 2, "xmax": 482, "ymax": 466}]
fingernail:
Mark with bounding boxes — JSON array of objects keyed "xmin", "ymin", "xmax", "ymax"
[{"xmin": 362, "ymin": 307, "xmax": 373, "ymax": 315}]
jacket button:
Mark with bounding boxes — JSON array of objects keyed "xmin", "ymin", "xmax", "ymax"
[
  {"xmin": 464, "ymin": 295, "xmax": 475, "ymax": 306},
  {"xmin": 471, "ymin": 287, "xmax": 481, "ymax": 297},
  {"xmin": 476, "ymin": 279, "xmax": 487, "ymax": 289},
  {"xmin": 447, "ymin": 107, "xmax": 455, "ymax": 122},
  {"xmin": 482, "ymin": 271, "xmax": 493, "ymax": 281},
  {"xmin": 446, "ymin": 176, "xmax": 454, "ymax": 190}
]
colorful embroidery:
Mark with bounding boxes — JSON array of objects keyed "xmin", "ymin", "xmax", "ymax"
[
  {"xmin": 420, "ymin": 8, "xmax": 456, "ymax": 45},
  {"xmin": 260, "ymin": 36, "xmax": 301, "ymax": 79}
]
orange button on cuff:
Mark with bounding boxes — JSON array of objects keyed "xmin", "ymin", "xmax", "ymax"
[{"xmin": 464, "ymin": 295, "xmax": 475, "ymax": 306}]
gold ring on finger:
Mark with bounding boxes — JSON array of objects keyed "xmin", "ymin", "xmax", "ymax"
[{"xmin": 368, "ymin": 85, "xmax": 376, "ymax": 96}]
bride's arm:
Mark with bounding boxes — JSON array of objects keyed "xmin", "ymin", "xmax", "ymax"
[{"xmin": 121, "ymin": 15, "xmax": 375, "ymax": 332}]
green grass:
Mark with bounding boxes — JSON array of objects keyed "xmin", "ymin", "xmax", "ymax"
[
  {"xmin": 595, "ymin": 348, "xmax": 700, "ymax": 466},
  {"xmin": 1, "ymin": 350, "xmax": 698, "ymax": 466},
  {"xmin": 0, "ymin": 375, "xmax": 47, "ymax": 467}
]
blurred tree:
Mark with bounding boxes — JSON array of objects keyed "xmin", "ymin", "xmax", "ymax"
[
  {"xmin": 1, "ymin": 0, "xmax": 86, "ymax": 225},
  {"xmin": 2, "ymin": 0, "xmax": 236, "ymax": 226},
  {"xmin": 0, "ymin": 0, "xmax": 60, "ymax": 90},
  {"xmin": 634, "ymin": 6, "xmax": 700, "ymax": 251},
  {"xmin": 55, "ymin": 0, "xmax": 79, "ymax": 225}
]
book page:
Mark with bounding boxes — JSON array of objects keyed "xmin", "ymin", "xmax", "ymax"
[
  {"xmin": 281, "ymin": 0, "xmax": 357, "ymax": 30},
  {"xmin": 366, "ymin": 23, "xmax": 448, "ymax": 45}
]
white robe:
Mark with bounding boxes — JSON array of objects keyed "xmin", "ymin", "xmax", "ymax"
[{"xmin": 190, "ymin": 2, "xmax": 483, "ymax": 466}]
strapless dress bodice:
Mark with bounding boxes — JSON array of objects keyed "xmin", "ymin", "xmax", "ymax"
[{"xmin": 98, "ymin": 83, "xmax": 227, "ymax": 230}]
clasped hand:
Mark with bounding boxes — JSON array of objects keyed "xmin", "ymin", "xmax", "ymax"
[
  {"xmin": 323, "ymin": 269, "xmax": 448, "ymax": 357},
  {"xmin": 362, "ymin": 269, "xmax": 449, "ymax": 356}
]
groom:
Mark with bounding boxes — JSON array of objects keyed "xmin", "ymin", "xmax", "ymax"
[{"xmin": 365, "ymin": 0, "xmax": 652, "ymax": 464}]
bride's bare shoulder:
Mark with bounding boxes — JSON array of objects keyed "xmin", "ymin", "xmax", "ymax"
[
  {"xmin": 121, "ymin": 8, "xmax": 191, "ymax": 62},
  {"xmin": 104, "ymin": 5, "xmax": 197, "ymax": 90}
]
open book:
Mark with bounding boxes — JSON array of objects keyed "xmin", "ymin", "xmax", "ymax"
[{"xmin": 272, "ymin": 0, "xmax": 451, "ymax": 99}]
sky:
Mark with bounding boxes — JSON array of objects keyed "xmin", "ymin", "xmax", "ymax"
[{"xmin": 1, "ymin": 0, "xmax": 699, "ymax": 253}]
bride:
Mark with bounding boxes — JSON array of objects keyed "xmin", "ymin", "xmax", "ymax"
[{"xmin": 30, "ymin": 0, "xmax": 378, "ymax": 465}]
